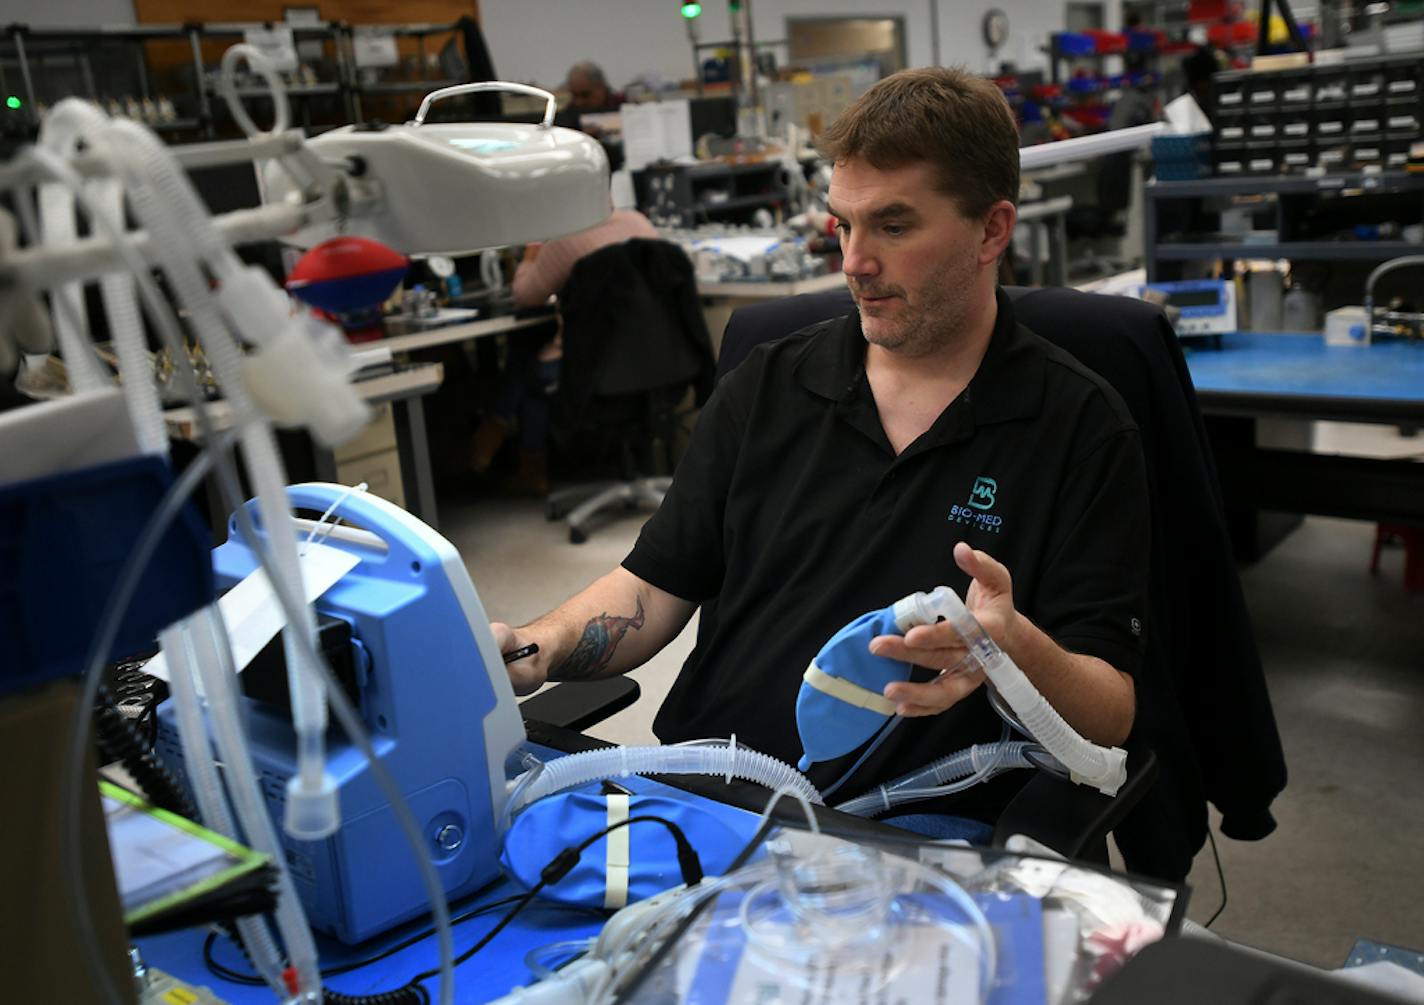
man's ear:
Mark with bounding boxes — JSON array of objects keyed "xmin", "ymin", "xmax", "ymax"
[{"xmin": 979, "ymin": 200, "xmax": 1018, "ymax": 266}]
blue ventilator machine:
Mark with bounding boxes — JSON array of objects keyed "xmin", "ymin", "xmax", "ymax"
[{"xmin": 155, "ymin": 484, "xmax": 527, "ymax": 944}]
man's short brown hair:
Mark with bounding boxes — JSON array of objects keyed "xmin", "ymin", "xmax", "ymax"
[{"xmin": 818, "ymin": 67, "xmax": 1020, "ymax": 219}]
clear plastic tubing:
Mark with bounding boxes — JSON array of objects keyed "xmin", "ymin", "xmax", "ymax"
[
  {"xmin": 102, "ymin": 118, "xmax": 336, "ymax": 844},
  {"xmin": 833, "ymin": 740, "xmax": 1037, "ymax": 817},
  {"xmin": 896, "ymin": 586, "xmax": 1127, "ymax": 796},
  {"xmin": 188, "ymin": 606, "xmax": 324, "ymax": 999},
  {"xmin": 507, "ymin": 741, "xmax": 823, "ymax": 818},
  {"xmin": 96, "ymin": 119, "xmax": 326, "ymax": 998},
  {"xmin": 160, "ymin": 621, "xmax": 287, "ymax": 995}
]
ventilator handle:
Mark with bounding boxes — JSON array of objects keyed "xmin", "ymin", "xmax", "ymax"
[
  {"xmin": 412, "ymin": 81, "xmax": 557, "ymax": 128},
  {"xmin": 227, "ymin": 481, "xmax": 444, "ymax": 577}
]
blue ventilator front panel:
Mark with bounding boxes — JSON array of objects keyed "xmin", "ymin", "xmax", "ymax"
[
  {"xmin": 1185, "ymin": 333, "xmax": 1424, "ymax": 403},
  {"xmin": 155, "ymin": 485, "xmax": 524, "ymax": 945}
]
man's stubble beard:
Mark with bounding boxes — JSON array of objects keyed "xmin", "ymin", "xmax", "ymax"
[{"xmin": 857, "ymin": 246, "xmax": 978, "ymax": 358}]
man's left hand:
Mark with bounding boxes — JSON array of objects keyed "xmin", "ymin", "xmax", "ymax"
[{"xmin": 870, "ymin": 542, "xmax": 1023, "ymax": 717}]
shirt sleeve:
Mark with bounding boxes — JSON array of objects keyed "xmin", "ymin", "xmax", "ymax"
[
  {"xmin": 1030, "ymin": 425, "xmax": 1150, "ymax": 678},
  {"xmin": 510, "ymin": 239, "xmax": 577, "ymax": 307},
  {"xmin": 621, "ymin": 366, "xmax": 749, "ymax": 602},
  {"xmin": 510, "ymin": 212, "xmax": 660, "ymax": 307}
]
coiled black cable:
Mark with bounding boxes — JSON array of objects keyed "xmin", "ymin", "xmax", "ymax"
[
  {"xmin": 94, "ymin": 682, "xmax": 198, "ymax": 821},
  {"xmin": 322, "ymin": 984, "xmax": 429, "ymax": 1005},
  {"xmin": 206, "ymin": 911, "xmax": 431, "ymax": 1005}
]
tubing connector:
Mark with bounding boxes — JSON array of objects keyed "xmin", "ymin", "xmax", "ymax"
[
  {"xmin": 895, "ymin": 585, "xmax": 1127, "ymax": 797},
  {"xmin": 223, "ymin": 264, "xmax": 369, "ymax": 447},
  {"xmin": 284, "ymin": 770, "xmax": 340, "ymax": 841}
]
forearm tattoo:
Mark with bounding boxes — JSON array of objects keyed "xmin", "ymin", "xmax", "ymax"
[{"xmin": 550, "ymin": 597, "xmax": 646, "ymax": 681}]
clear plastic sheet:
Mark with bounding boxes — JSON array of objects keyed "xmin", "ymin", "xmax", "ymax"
[{"xmin": 617, "ymin": 827, "xmax": 1186, "ymax": 1005}]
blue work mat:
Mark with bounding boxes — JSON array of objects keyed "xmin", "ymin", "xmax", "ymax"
[{"xmin": 1185, "ymin": 333, "xmax": 1424, "ymax": 403}]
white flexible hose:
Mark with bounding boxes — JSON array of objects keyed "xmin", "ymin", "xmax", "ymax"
[
  {"xmin": 35, "ymin": 104, "xmax": 108, "ymax": 393},
  {"xmin": 91, "ymin": 176, "xmax": 165, "ymax": 453},
  {"xmin": 990, "ymin": 655, "xmax": 1126, "ymax": 792},
  {"xmin": 98, "ymin": 118, "xmax": 338, "ymax": 844},
  {"xmin": 34, "ymin": 102, "xmax": 164, "ymax": 452},
  {"xmin": 219, "ymin": 44, "xmax": 291, "ymax": 138},
  {"xmin": 24, "ymin": 112, "xmax": 452, "ymax": 1005},
  {"xmin": 160, "ymin": 622, "xmax": 288, "ymax": 995},
  {"xmin": 900, "ymin": 587, "xmax": 1127, "ymax": 795},
  {"xmin": 507, "ymin": 741, "xmax": 823, "ymax": 819},
  {"xmin": 93, "ymin": 118, "xmax": 326, "ymax": 999}
]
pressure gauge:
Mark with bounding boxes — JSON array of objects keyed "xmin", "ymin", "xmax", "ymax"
[
  {"xmin": 983, "ymin": 8, "xmax": 1010, "ymax": 51},
  {"xmin": 427, "ymin": 255, "xmax": 455, "ymax": 278}
]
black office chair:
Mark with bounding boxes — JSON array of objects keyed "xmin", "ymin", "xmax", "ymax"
[
  {"xmin": 717, "ymin": 285, "xmax": 1286, "ymax": 879},
  {"xmin": 545, "ymin": 238, "xmax": 716, "ymax": 543}
]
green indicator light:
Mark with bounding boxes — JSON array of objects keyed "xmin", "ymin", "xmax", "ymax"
[
  {"xmin": 5, "ymin": 96, "xmax": 21, "ymax": 110},
  {"xmin": 681, "ymin": 2, "xmax": 702, "ymax": 17}
]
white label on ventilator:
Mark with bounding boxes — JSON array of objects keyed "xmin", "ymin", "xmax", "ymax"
[{"xmin": 142, "ymin": 541, "xmax": 359, "ymax": 692}]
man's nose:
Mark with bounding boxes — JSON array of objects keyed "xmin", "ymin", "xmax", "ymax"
[{"xmin": 841, "ymin": 232, "xmax": 879, "ymax": 280}]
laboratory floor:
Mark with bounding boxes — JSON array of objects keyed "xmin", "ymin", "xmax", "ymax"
[{"xmin": 442, "ymin": 420, "xmax": 1424, "ymax": 971}]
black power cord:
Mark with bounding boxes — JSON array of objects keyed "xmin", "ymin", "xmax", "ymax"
[
  {"xmin": 204, "ymin": 815, "xmax": 701, "ymax": 1004},
  {"xmin": 1202, "ymin": 823, "xmax": 1229, "ymax": 928},
  {"xmin": 201, "ymin": 894, "xmax": 523, "ymax": 986},
  {"xmin": 405, "ymin": 815, "xmax": 702, "ymax": 999}
]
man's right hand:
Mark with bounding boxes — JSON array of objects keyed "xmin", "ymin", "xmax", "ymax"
[{"xmin": 491, "ymin": 621, "xmax": 548, "ymax": 696}]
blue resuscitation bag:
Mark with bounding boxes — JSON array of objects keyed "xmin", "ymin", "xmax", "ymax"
[
  {"xmin": 795, "ymin": 603, "xmax": 916, "ymax": 773},
  {"xmin": 502, "ymin": 790, "xmax": 759, "ymax": 910}
]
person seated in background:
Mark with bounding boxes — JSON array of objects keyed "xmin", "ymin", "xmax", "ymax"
[
  {"xmin": 555, "ymin": 60, "xmax": 625, "ymax": 141},
  {"xmin": 564, "ymin": 60, "xmax": 621, "ymax": 115},
  {"xmin": 492, "ymin": 68, "xmax": 1150, "ymax": 842},
  {"xmin": 470, "ymin": 207, "xmax": 658, "ymax": 494}
]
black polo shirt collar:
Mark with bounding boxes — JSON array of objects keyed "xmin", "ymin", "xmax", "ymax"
[{"xmin": 793, "ymin": 286, "xmax": 1047, "ymax": 454}]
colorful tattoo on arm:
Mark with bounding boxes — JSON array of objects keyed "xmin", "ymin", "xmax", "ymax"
[{"xmin": 550, "ymin": 597, "xmax": 646, "ymax": 681}]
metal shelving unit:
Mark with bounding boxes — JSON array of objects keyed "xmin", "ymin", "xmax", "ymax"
[
  {"xmin": 1144, "ymin": 170, "xmax": 1424, "ymax": 281},
  {"xmin": 1, "ymin": 23, "xmax": 211, "ymax": 138},
  {"xmin": 633, "ymin": 160, "xmax": 788, "ymax": 228},
  {"xmin": 2, "ymin": 19, "xmax": 475, "ymax": 140},
  {"xmin": 1155, "ymin": 240, "xmax": 1423, "ymax": 261},
  {"xmin": 190, "ymin": 21, "xmax": 355, "ymax": 133},
  {"xmin": 346, "ymin": 21, "xmax": 467, "ymax": 124}
]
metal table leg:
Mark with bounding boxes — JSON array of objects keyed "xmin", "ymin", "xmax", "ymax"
[{"xmin": 393, "ymin": 396, "xmax": 439, "ymax": 530}]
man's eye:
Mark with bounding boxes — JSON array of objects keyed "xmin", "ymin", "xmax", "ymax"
[{"xmin": 884, "ymin": 224, "xmax": 906, "ymax": 237}]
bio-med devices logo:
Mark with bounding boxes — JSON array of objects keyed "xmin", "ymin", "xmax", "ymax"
[
  {"xmin": 949, "ymin": 475, "xmax": 1003, "ymax": 532},
  {"xmin": 968, "ymin": 476, "xmax": 997, "ymax": 510}
]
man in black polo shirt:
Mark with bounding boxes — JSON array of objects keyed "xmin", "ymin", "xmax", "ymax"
[{"xmin": 495, "ymin": 68, "xmax": 1148, "ymax": 834}]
